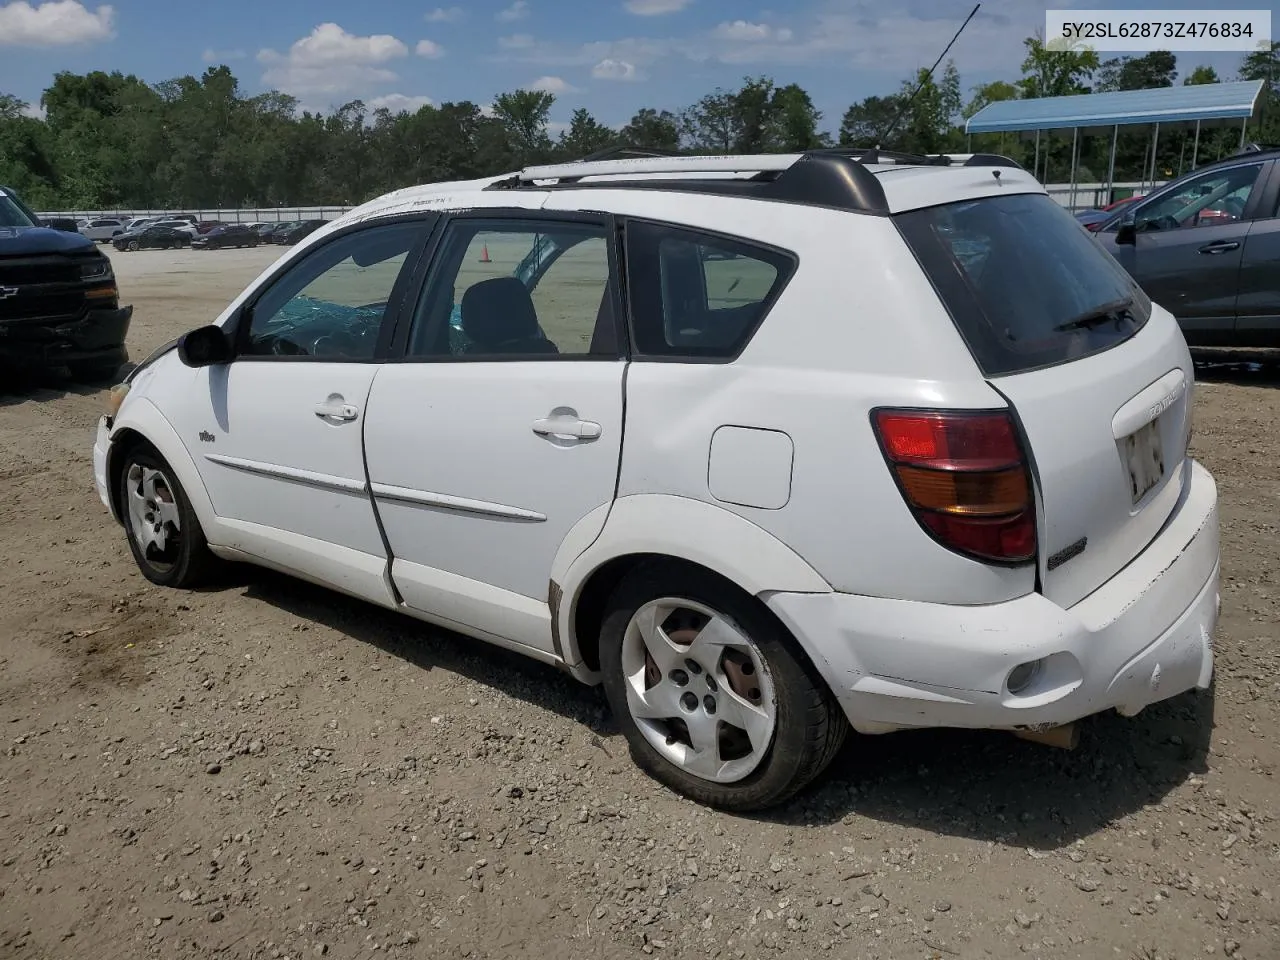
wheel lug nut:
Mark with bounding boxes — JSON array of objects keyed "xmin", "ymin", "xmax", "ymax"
[
  {"xmin": 684, "ymin": 659, "xmax": 702, "ymax": 675},
  {"xmin": 680, "ymin": 692, "xmax": 698, "ymax": 712},
  {"xmin": 670, "ymin": 669, "xmax": 689, "ymax": 687},
  {"xmin": 703, "ymin": 695, "xmax": 717, "ymax": 714},
  {"xmin": 705, "ymin": 676, "xmax": 718, "ymax": 693}
]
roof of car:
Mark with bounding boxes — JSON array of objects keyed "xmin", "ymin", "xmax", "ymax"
[{"xmin": 344, "ymin": 150, "xmax": 1043, "ymax": 223}]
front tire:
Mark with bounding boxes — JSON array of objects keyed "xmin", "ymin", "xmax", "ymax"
[
  {"xmin": 117, "ymin": 444, "xmax": 219, "ymax": 588},
  {"xmin": 599, "ymin": 560, "xmax": 847, "ymax": 811},
  {"xmin": 127, "ymin": 240, "xmax": 140, "ymax": 252}
]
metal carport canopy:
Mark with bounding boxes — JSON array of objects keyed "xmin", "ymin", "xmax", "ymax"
[{"xmin": 965, "ymin": 80, "xmax": 1266, "ymax": 136}]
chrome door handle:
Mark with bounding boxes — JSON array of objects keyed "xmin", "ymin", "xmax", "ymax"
[
  {"xmin": 315, "ymin": 400, "xmax": 359, "ymax": 421},
  {"xmin": 531, "ymin": 416, "xmax": 602, "ymax": 440},
  {"xmin": 1198, "ymin": 240, "xmax": 1240, "ymax": 254}
]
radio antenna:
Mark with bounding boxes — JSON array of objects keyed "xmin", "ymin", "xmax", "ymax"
[{"xmin": 878, "ymin": 2, "xmax": 981, "ymax": 146}]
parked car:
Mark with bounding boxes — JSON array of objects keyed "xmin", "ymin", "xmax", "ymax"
[
  {"xmin": 113, "ymin": 224, "xmax": 192, "ymax": 251},
  {"xmin": 195, "ymin": 220, "xmax": 225, "ymax": 235},
  {"xmin": 266, "ymin": 220, "xmax": 301, "ymax": 243},
  {"xmin": 254, "ymin": 221, "xmax": 282, "ymax": 238},
  {"xmin": 1, "ymin": 183, "xmax": 132, "ymax": 381},
  {"xmin": 191, "ymin": 223, "xmax": 259, "ymax": 249},
  {"xmin": 278, "ymin": 219, "xmax": 328, "ymax": 245},
  {"xmin": 80, "ymin": 217, "xmax": 127, "ymax": 242},
  {"xmin": 124, "ymin": 216, "xmax": 163, "ymax": 234},
  {"xmin": 150, "ymin": 218, "xmax": 199, "ymax": 238},
  {"xmin": 1093, "ymin": 146, "xmax": 1280, "ymax": 348},
  {"xmin": 41, "ymin": 216, "xmax": 81, "ymax": 234},
  {"xmin": 92, "ymin": 150, "xmax": 1219, "ymax": 810}
]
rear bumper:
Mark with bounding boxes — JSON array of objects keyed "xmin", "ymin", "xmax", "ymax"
[
  {"xmin": 767, "ymin": 458, "xmax": 1219, "ymax": 734},
  {"xmin": 0, "ymin": 305, "xmax": 132, "ymax": 367}
]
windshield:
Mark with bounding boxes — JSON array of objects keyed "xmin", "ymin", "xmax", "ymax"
[
  {"xmin": 0, "ymin": 191, "xmax": 38, "ymax": 228},
  {"xmin": 895, "ymin": 193, "xmax": 1150, "ymax": 376}
]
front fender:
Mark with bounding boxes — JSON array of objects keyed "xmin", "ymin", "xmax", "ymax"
[
  {"xmin": 553, "ymin": 494, "xmax": 832, "ymax": 671},
  {"xmin": 107, "ymin": 396, "xmax": 220, "ymax": 541}
]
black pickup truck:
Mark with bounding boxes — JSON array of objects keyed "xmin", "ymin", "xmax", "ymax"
[{"xmin": 0, "ymin": 185, "xmax": 132, "ymax": 381}]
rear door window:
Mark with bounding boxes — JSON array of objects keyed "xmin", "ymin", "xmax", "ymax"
[
  {"xmin": 896, "ymin": 193, "xmax": 1151, "ymax": 376},
  {"xmin": 625, "ymin": 220, "xmax": 795, "ymax": 360}
]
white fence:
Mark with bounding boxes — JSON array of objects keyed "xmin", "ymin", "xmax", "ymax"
[{"xmin": 36, "ymin": 181, "xmax": 1163, "ymax": 222}]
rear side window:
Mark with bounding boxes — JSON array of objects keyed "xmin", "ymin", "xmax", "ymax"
[
  {"xmin": 625, "ymin": 220, "xmax": 795, "ymax": 360},
  {"xmin": 896, "ymin": 193, "xmax": 1151, "ymax": 377}
]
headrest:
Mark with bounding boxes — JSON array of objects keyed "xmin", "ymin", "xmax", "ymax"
[{"xmin": 460, "ymin": 276, "xmax": 540, "ymax": 348}]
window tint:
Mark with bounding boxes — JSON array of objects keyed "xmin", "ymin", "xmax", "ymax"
[
  {"xmin": 1135, "ymin": 162, "xmax": 1263, "ymax": 231},
  {"xmin": 242, "ymin": 221, "xmax": 423, "ymax": 360},
  {"xmin": 406, "ymin": 220, "xmax": 616, "ymax": 359},
  {"xmin": 625, "ymin": 221, "xmax": 793, "ymax": 359},
  {"xmin": 896, "ymin": 193, "xmax": 1150, "ymax": 377}
]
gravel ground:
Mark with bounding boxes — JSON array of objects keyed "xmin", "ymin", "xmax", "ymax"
[{"xmin": 1, "ymin": 246, "xmax": 1277, "ymax": 960}]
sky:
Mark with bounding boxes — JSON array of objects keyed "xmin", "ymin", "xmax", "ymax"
[{"xmin": 0, "ymin": 0, "xmax": 1262, "ymax": 133}]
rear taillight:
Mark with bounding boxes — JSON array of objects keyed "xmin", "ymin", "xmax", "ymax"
[{"xmin": 873, "ymin": 409, "xmax": 1036, "ymax": 564}]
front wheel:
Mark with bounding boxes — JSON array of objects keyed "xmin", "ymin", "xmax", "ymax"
[
  {"xmin": 599, "ymin": 561, "xmax": 847, "ymax": 811},
  {"xmin": 127, "ymin": 240, "xmax": 140, "ymax": 251},
  {"xmin": 117, "ymin": 444, "xmax": 219, "ymax": 588},
  {"xmin": 172, "ymin": 238, "xmax": 184, "ymax": 249}
]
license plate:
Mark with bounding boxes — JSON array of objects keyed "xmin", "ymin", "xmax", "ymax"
[{"xmin": 1123, "ymin": 418, "xmax": 1165, "ymax": 504}]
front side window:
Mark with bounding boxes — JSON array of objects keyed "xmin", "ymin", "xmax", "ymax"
[
  {"xmin": 1134, "ymin": 162, "xmax": 1264, "ymax": 231},
  {"xmin": 625, "ymin": 221, "xmax": 794, "ymax": 360},
  {"xmin": 241, "ymin": 220, "xmax": 425, "ymax": 360},
  {"xmin": 406, "ymin": 219, "xmax": 617, "ymax": 359}
]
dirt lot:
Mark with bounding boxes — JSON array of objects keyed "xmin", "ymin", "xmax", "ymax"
[{"xmin": 1, "ymin": 246, "xmax": 1277, "ymax": 960}]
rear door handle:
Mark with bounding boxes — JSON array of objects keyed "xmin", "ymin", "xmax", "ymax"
[
  {"xmin": 1198, "ymin": 240, "xmax": 1240, "ymax": 254},
  {"xmin": 315, "ymin": 399, "xmax": 359, "ymax": 421},
  {"xmin": 531, "ymin": 415, "xmax": 602, "ymax": 441}
]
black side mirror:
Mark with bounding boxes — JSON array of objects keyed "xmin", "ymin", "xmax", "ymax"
[
  {"xmin": 1115, "ymin": 219, "xmax": 1137, "ymax": 246},
  {"xmin": 178, "ymin": 324, "xmax": 233, "ymax": 367}
]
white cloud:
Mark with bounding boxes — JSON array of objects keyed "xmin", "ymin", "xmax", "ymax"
[
  {"xmin": 415, "ymin": 38, "xmax": 444, "ymax": 58},
  {"xmin": 259, "ymin": 23, "xmax": 409, "ymax": 95},
  {"xmin": 202, "ymin": 47, "xmax": 246, "ymax": 62},
  {"xmin": 425, "ymin": 5, "xmax": 463, "ymax": 22},
  {"xmin": 499, "ymin": 33, "xmax": 535, "ymax": 49},
  {"xmin": 0, "ymin": 0, "xmax": 115, "ymax": 46},
  {"xmin": 713, "ymin": 20, "xmax": 792, "ymax": 42},
  {"xmin": 496, "ymin": 0, "xmax": 528, "ymax": 22},
  {"xmin": 529, "ymin": 75, "xmax": 577, "ymax": 94},
  {"xmin": 20, "ymin": 101, "xmax": 47, "ymax": 119},
  {"xmin": 368, "ymin": 93, "xmax": 434, "ymax": 114},
  {"xmin": 623, "ymin": 0, "xmax": 690, "ymax": 14},
  {"xmin": 592, "ymin": 58, "xmax": 639, "ymax": 81}
]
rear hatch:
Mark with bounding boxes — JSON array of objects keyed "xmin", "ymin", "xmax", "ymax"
[{"xmin": 896, "ymin": 192, "xmax": 1192, "ymax": 609}]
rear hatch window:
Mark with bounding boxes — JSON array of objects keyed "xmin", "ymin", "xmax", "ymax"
[{"xmin": 895, "ymin": 193, "xmax": 1150, "ymax": 377}]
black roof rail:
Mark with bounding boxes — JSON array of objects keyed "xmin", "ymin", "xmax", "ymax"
[{"xmin": 486, "ymin": 152, "xmax": 893, "ymax": 214}]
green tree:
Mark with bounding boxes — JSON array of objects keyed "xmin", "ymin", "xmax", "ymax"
[
  {"xmin": 619, "ymin": 107, "xmax": 680, "ymax": 151},
  {"xmin": 1183, "ymin": 65, "xmax": 1220, "ymax": 85},
  {"xmin": 492, "ymin": 89, "xmax": 555, "ymax": 165},
  {"xmin": 556, "ymin": 107, "xmax": 617, "ymax": 159},
  {"xmin": 1096, "ymin": 51, "xmax": 1177, "ymax": 92},
  {"xmin": 1018, "ymin": 34, "xmax": 1100, "ymax": 98},
  {"xmin": 963, "ymin": 80, "xmax": 1019, "ymax": 119},
  {"xmin": 838, "ymin": 94, "xmax": 903, "ymax": 145}
]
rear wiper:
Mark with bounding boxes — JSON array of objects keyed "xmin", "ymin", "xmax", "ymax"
[{"xmin": 1053, "ymin": 298, "xmax": 1134, "ymax": 333}]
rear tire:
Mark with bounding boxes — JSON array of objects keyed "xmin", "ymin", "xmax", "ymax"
[
  {"xmin": 117, "ymin": 443, "xmax": 219, "ymax": 588},
  {"xmin": 598, "ymin": 560, "xmax": 847, "ymax": 811},
  {"xmin": 127, "ymin": 240, "xmax": 140, "ymax": 252}
]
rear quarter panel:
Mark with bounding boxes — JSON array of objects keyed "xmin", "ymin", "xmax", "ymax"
[{"xmin": 549, "ymin": 190, "xmax": 1037, "ymax": 605}]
